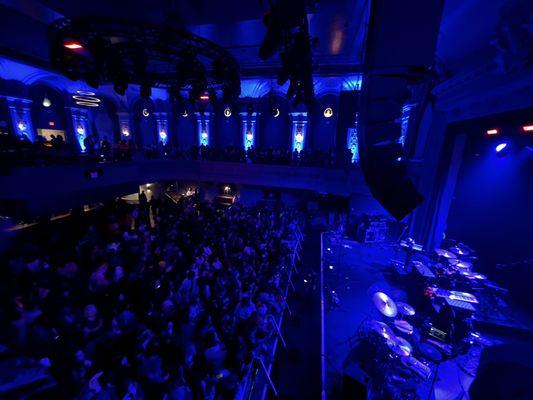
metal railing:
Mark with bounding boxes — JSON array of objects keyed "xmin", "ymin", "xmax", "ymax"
[{"xmin": 236, "ymin": 224, "xmax": 302, "ymax": 400}]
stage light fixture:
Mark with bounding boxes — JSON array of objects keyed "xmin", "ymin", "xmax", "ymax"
[
  {"xmin": 495, "ymin": 143, "xmax": 507, "ymax": 152},
  {"xmin": 140, "ymin": 83, "xmax": 152, "ymax": 99},
  {"xmin": 182, "ymin": 110, "xmax": 189, "ymax": 118},
  {"xmin": 64, "ymin": 40, "xmax": 83, "ymax": 50},
  {"xmin": 113, "ymin": 81, "xmax": 128, "ymax": 96},
  {"xmin": 495, "ymin": 142, "xmax": 510, "ymax": 158},
  {"xmin": 486, "ymin": 129, "xmax": 499, "ymax": 136},
  {"xmin": 224, "ymin": 108, "xmax": 232, "ymax": 117},
  {"xmin": 142, "ymin": 108, "xmax": 150, "ymax": 117},
  {"xmin": 42, "ymin": 97, "xmax": 51, "ymax": 108},
  {"xmin": 273, "ymin": 108, "xmax": 280, "ymax": 118},
  {"xmin": 323, "ymin": 107, "xmax": 333, "ymax": 118},
  {"xmin": 522, "ymin": 125, "xmax": 533, "ymax": 133},
  {"xmin": 75, "ymin": 101, "xmax": 99, "ymax": 107}
]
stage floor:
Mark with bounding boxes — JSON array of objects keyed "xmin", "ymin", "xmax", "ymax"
[{"xmin": 321, "ymin": 234, "xmax": 480, "ymax": 400}]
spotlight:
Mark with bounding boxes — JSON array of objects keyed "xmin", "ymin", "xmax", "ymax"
[
  {"xmin": 199, "ymin": 93, "xmax": 210, "ymax": 101},
  {"xmin": 323, "ymin": 107, "xmax": 333, "ymax": 118},
  {"xmin": 486, "ymin": 128, "xmax": 499, "ymax": 136},
  {"xmin": 495, "ymin": 142, "xmax": 510, "ymax": 158},
  {"xmin": 142, "ymin": 108, "xmax": 150, "ymax": 117},
  {"xmin": 224, "ymin": 107, "xmax": 232, "ymax": 117},
  {"xmin": 42, "ymin": 97, "xmax": 51, "ymax": 108},
  {"xmin": 522, "ymin": 124, "xmax": 533, "ymax": 134},
  {"xmin": 495, "ymin": 142, "xmax": 507, "ymax": 152},
  {"xmin": 63, "ymin": 40, "xmax": 83, "ymax": 50}
]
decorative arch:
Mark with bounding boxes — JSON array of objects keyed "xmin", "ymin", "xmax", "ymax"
[
  {"xmin": 132, "ymin": 98, "xmax": 157, "ymax": 147},
  {"xmin": 28, "ymin": 83, "xmax": 69, "ymax": 141},
  {"xmin": 258, "ymin": 93, "xmax": 291, "ymax": 150}
]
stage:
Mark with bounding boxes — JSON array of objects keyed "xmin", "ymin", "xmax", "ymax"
[{"xmin": 320, "ymin": 233, "xmax": 504, "ymax": 400}]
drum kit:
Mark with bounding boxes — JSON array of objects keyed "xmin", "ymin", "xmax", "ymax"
[
  {"xmin": 354, "ymin": 240, "xmax": 487, "ymax": 397},
  {"xmin": 366, "ymin": 292, "xmax": 432, "ymax": 382}
]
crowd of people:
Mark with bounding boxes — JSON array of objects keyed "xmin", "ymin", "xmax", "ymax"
[
  {"xmin": 0, "ymin": 131, "xmax": 355, "ymax": 169},
  {"xmin": 0, "ymin": 195, "xmax": 301, "ymax": 399}
]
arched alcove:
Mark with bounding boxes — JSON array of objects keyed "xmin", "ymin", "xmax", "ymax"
[
  {"xmin": 132, "ymin": 98, "xmax": 157, "ymax": 147},
  {"xmin": 310, "ymin": 94, "xmax": 340, "ymax": 151},
  {"xmin": 28, "ymin": 83, "xmax": 68, "ymax": 142},
  {"xmin": 259, "ymin": 94, "xmax": 290, "ymax": 150},
  {"xmin": 214, "ymin": 103, "xmax": 240, "ymax": 148},
  {"xmin": 91, "ymin": 96, "xmax": 119, "ymax": 142}
]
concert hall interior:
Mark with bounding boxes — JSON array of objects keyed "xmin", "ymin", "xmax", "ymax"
[{"xmin": 0, "ymin": 0, "xmax": 532, "ymax": 399}]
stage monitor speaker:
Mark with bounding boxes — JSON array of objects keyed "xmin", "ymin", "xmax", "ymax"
[
  {"xmin": 469, "ymin": 343, "xmax": 533, "ymax": 400},
  {"xmin": 341, "ymin": 374, "xmax": 367, "ymax": 399},
  {"xmin": 357, "ymin": 0, "xmax": 444, "ymax": 220}
]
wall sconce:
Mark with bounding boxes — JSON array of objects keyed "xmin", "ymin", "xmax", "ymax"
[
  {"xmin": 323, "ymin": 107, "xmax": 333, "ymax": 118},
  {"xmin": 295, "ymin": 132, "xmax": 304, "ymax": 143},
  {"xmin": 246, "ymin": 132, "xmax": 253, "ymax": 141},
  {"xmin": 159, "ymin": 130, "xmax": 167, "ymax": 140},
  {"xmin": 17, "ymin": 121, "xmax": 27, "ymax": 131},
  {"xmin": 122, "ymin": 128, "xmax": 130, "ymax": 137},
  {"xmin": 201, "ymin": 131, "xmax": 208, "ymax": 139},
  {"xmin": 42, "ymin": 96, "xmax": 52, "ymax": 108},
  {"xmin": 76, "ymin": 125, "xmax": 85, "ymax": 135},
  {"xmin": 224, "ymin": 108, "xmax": 232, "ymax": 118}
]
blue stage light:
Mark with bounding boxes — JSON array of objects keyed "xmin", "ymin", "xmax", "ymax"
[{"xmin": 495, "ymin": 143, "xmax": 507, "ymax": 153}]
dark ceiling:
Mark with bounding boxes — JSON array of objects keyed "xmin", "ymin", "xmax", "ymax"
[
  {"xmin": 0, "ymin": 0, "xmax": 369, "ymax": 77},
  {"xmin": 0, "ymin": 0, "xmax": 528, "ymax": 79}
]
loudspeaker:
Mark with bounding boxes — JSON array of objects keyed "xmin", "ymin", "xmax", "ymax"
[
  {"xmin": 469, "ymin": 343, "xmax": 533, "ymax": 400},
  {"xmin": 357, "ymin": 0, "xmax": 444, "ymax": 220},
  {"xmin": 341, "ymin": 374, "xmax": 367, "ymax": 399},
  {"xmin": 361, "ymin": 143, "xmax": 423, "ymax": 220}
]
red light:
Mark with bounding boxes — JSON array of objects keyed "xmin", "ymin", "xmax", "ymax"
[
  {"xmin": 522, "ymin": 125, "xmax": 533, "ymax": 134},
  {"xmin": 64, "ymin": 41, "xmax": 83, "ymax": 50},
  {"xmin": 486, "ymin": 129, "xmax": 499, "ymax": 136},
  {"xmin": 199, "ymin": 93, "xmax": 210, "ymax": 101}
]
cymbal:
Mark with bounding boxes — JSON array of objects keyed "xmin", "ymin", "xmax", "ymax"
[
  {"xmin": 373, "ymin": 292, "xmax": 398, "ymax": 318},
  {"xmin": 394, "ymin": 319, "xmax": 414, "ymax": 335},
  {"xmin": 450, "ymin": 245, "xmax": 472, "ymax": 256},
  {"xmin": 460, "ymin": 271, "xmax": 487, "ymax": 280},
  {"xmin": 434, "ymin": 248, "xmax": 457, "ymax": 259},
  {"xmin": 455, "ymin": 261, "xmax": 473, "ymax": 271},
  {"xmin": 368, "ymin": 320, "xmax": 395, "ymax": 342},
  {"xmin": 396, "ymin": 301, "xmax": 416, "ymax": 316},
  {"xmin": 388, "ymin": 336, "xmax": 412, "ymax": 357}
]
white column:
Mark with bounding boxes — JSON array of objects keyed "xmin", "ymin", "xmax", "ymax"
[
  {"xmin": 289, "ymin": 112, "xmax": 308, "ymax": 152},
  {"xmin": 154, "ymin": 112, "xmax": 169, "ymax": 145},
  {"xmin": 67, "ymin": 107, "xmax": 91, "ymax": 152},
  {"xmin": 240, "ymin": 112, "xmax": 259, "ymax": 150},
  {"xmin": 117, "ymin": 112, "xmax": 133, "ymax": 141},
  {"xmin": 5, "ymin": 96, "xmax": 36, "ymax": 141},
  {"xmin": 195, "ymin": 112, "xmax": 212, "ymax": 146}
]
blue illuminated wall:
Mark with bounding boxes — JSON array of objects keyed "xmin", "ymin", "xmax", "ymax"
[
  {"xmin": 176, "ymin": 111, "xmax": 195, "ymax": 148},
  {"xmin": 259, "ymin": 98, "xmax": 290, "ymax": 149},
  {"xmin": 445, "ymin": 110, "xmax": 533, "ymax": 268},
  {"xmin": 215, "ymin": 107, "xmax": 239, "ymax": 147},
  {"xmin": 311, "ymin": 95, "xmax": 339, "ymax": 151}
]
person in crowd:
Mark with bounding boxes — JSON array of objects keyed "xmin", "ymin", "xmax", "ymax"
[{"xmin": 0, "ymin": 196, "xmax": 301, "ymax": 399}]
